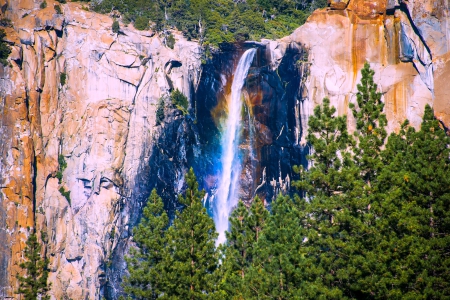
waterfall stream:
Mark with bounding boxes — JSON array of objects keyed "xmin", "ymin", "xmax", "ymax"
[{"xmin": 214, "ymin": 48, "xmax": 256, "ymax": 245}]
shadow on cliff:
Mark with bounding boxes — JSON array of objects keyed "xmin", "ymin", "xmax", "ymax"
[{"xmin": 103, "ymin": 41, "xmax": 311, "ymax": 299}]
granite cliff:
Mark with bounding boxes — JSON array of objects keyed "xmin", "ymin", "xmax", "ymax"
[
  {"xmin": 0, "ymin": 1, "xmax": 202, "ymax": 298},
  {"xmin": 0, "ymin": 0, "xmax": 448, "ymax": 299},
  {"xmin": 287, "ymin": 0, "xmax": 450, "ymax": 142}
]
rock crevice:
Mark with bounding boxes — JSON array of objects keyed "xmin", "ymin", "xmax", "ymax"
[
  {"xmin": 0, "ymin": 0, "xmax": 449, "ymax": 299},
  {"xmin": 0, "ymin": 1, "xmax": 201, "ymax": 298}
]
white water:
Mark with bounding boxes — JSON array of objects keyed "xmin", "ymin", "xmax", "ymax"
[{"xmin": 215, "ymin": 48, "xmax": 256, "ymax": 245}]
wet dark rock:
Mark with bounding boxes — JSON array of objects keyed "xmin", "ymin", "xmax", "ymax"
[
  {"xmin": 195, "ymin": 42, "xmax": 309, "ymax": 204},
  {"xmin": 106, "ymin": 42, "xmax": 310, "ymax": 299}
]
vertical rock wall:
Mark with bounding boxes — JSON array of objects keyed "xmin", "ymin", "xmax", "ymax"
[
  {"xmin": 194, "ymin": 42, "xmax": 308, "ymax": 206},
  {"xmin": 285, "ymin": 0, "xmax": 449, "ymax": 140},
  {"xmin": 0, "ymin": 0, "xmax": 449, "ymax": 299},
  {"xmin": 0, "ymin": 1, "xmax": 201, "ymax": 298}
]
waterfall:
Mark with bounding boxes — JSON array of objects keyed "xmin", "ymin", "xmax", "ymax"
[{"xmin": 214, "ymin": 48, "xmax": 256, "ymax": 245}]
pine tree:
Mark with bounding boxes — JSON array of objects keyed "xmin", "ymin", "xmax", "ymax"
[
  {"xmin": 220, "ymin": 201, "xmax": 251, "ymax": 298},
  {"xmin": 349, "ymin": 62, "xmax": 387, "ymax": 186},
  {"xmin": 293, "ymin": 97, "xmax": 355, "ymax": 197},
  {"xmin": 163, "ymin": 168, "xmax": 219, "ymax": 299},
  {"xmin": 293, "ymin": 97, "xmax": 377, "ymax": 298},
  {"xmin": 124, "ymin": 189, "xmax": 169, "ymax": 299},
  {"xmin": 16, "ymin": 232, "xmax": 50, "ymax": 300},
  {"xmin": 220, "ymin": 197, "xmax": 269, "ymax": 298},
  {"xmin": 245, "ymin": 195, "xmax": 309, "ymax": 299},
  {"xmin": 371, "ymin": 105, "xmax": 450, "ymax": 298},
  {"xmin": 248, "ymin": 196, "xmax": 269, "ymax": 245},
  {"xmin": 112, "ymin": 19, "xmax": 120, "ymax": 33},
  {"xmin": 419, "ymin": 106, "xmax": 450, "ymax": 298},
  {"xmin": 0, "ymin": 29, "xmax": 11, "ymax": 65}
]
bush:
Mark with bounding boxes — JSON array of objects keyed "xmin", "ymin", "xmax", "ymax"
[
  {"xmin": 134, "ymin": 16, "xmax": 149, "ymax": 30},
  {"xmin": 55, "ymin": 171, "xmax": 63, "ymax": 183},
  {"xmin": 40, "ymin": 0, "xmax": 47, "ymax": 9},
  {"xmin": 54, "ymin": 5, "xmax": 62, "ymax": 14},
  {"xmin": 170, "ymin": 89, "xmax": 189, "ymax": 115},
  {"xmin": 55, "ymin": 155, "xmax": 70, "ymax": 204},
  {"xmin": 112, "ymin": 20, "xmax": 120, "ymax": 33},
  {"xmin": 0, "ymin": 18, "xmax": 12, "ymax": 27},
  {"xmin": 60, "ymin": 73, "xmax": 66, "ymax": 86},
  {"xmin": 57, "ymin": 0, "xmax": 67, "ymax": 3},
  {"xmin": 56, "ymin": 154, "xmax": 67, "ymax": 184},
  {"xmin": 166, "ymin": 33, "xmax": 175, "ymax": 49},
  {"xmin": 156, "ymin": 97, "xmax": 165, "ymax": 125},
  {"xmin": 58, "ymin": 154, "xmax": 67, "ymax": 170},
  {"xmin": 59, "ymin": 187, "xmax": 71, "ymax": 205},
  {"xmin": 0, "ymin": 29, "xmax": 11, "ymax": 66}
]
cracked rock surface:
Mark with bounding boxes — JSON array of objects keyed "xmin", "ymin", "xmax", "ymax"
[
  {"xmin": 0, "ymin": 1, "xmax": 201, "ymax": 298},
  {"xmin": 284, "ymin": 0, "xmax": 449, "ymax": 141},
  {"xmin": 0, "ymin": 0, "xmax": 449, "ymax": 299}
]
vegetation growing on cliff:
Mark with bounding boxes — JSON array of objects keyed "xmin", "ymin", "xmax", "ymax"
[
  {"xmin": 56, "ymin": 154, "xmax": 67, "ymax": 184},
  {"xmin": 59, "ymin": 73, "xmax": 67, "ymax": 87},
  {"xmin": 54, "ymin": 4, "xmax": 62, "ymax": 14},
  {"xmin": 40, "ymin": 0, "xmax": 47, "ymax": 9},
  {"xmin": 124, "ymin": 64, "xmax": 450, "ymax": 299},
  {"xmin": 166, "ymin": 33, "xmax": 176, "ymax": 49},
  {"xmin": 56, "ymin": 155, "xmax": 71, "ymax": 205},
  {"xmin": 0, "ymin": 18, "xmax": 12, "ymax": 27},
  {"xmin": 112, "ymin": 19, "xmax": 120, "ymax": 33},
  {"xmin": 170, "ymin": 88, "xmax": 189, "ymax": 115},
  {"xmin": 16, "ymin": 232, "xmax": 50, "ymax": 300},
  {"xmin": 156, "ymin": 97, "xmax": 165, "ymax": 125},
  {"xmin": 0, "ymin": 29, "xmax": 11, "ymax": 65},
  {"xmin": 92, "ymin": 0, "xmax": 327, "ymax": 46}
]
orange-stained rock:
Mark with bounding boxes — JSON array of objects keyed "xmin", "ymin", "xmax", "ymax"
[
  {"xmin": 329, "ymin": 0, "xmax": 350, "ymax": 10},
  {"xmin": 434, "ymin": 52, "xmax": 450, "ymax": 125},
  {"xmin": 2, "ymin": 27, "xmax": 20, "ymax": 45},
  {"xmin": 348, "ymin": 0, "xmax": 387, "ymax": 18},
  {"xmin": 0, "ymin": 1, "xmax": 202, "ymax": 298},
  {"xmin": 0, "ymin": 0, "xmax": 449, "ymax": 298},
  {"xmin": 284, "ymin": 0, "xmax": 448, "ymax": 143},
  {"xmin": 17, "ymin": 0, "xmax": 35, "ymax": 11}
]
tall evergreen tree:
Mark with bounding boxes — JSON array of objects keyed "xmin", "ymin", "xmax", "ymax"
[
  {"xmin": 163, "ymin": 168, "xmax": 219, "ymax": 299},
  {"xmin": 349, "ymin": 62, "xmax": 387, "ymax": 185},
  {"xmin": 294, "ymin": 97, "xmax": 355, "ymax": 198},
  {"xmin": 245, "ymin": 195, "xmax": 308, "ymax": 299},
  {"xmin": 293, "ymin": 97, "xmax": 376, "ymax": 298},
  {"xmin": 294, "ymin": 64, "xmax": 450, "ymax": 299},
  {"xmin": 371, "ymin": 105, "xmax": 450, "ymax": 298},
  {"xmin": 220, "ymin": 197, "xmax": 269, "ymax": 298},
  {"xmin": 248, "ymin": 196, "xmax": 269, "ymax": 245},
  {"xmin": 0, "ymin": 28, "xmax": 11, "ymax": 65},
  {"xmin": 124, "ymin": 189, "xmax": 169, "ymax": 299},
  {"xmin": 16, "ymin": 232, "xmax": 50, "ymax": 300},
  {"xmin": 220, "ymin": 200, "xmax": 251, "ymax": 298}
]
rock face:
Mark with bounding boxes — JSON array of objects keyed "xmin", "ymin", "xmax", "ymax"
[
  {"xmin": 0, "ymin": 1, "xmax": 201, "ymax": 298},
  {"xmin": 0, "ymin": 0, "xmax": 449, "ymax": 299},
  {"xmin": 194, "ymin": 42, "xmax": 308, "ymax": 205},
  {"xmin": 284, "ymin": 0, "xmax": 449, "ymax": 141}
]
